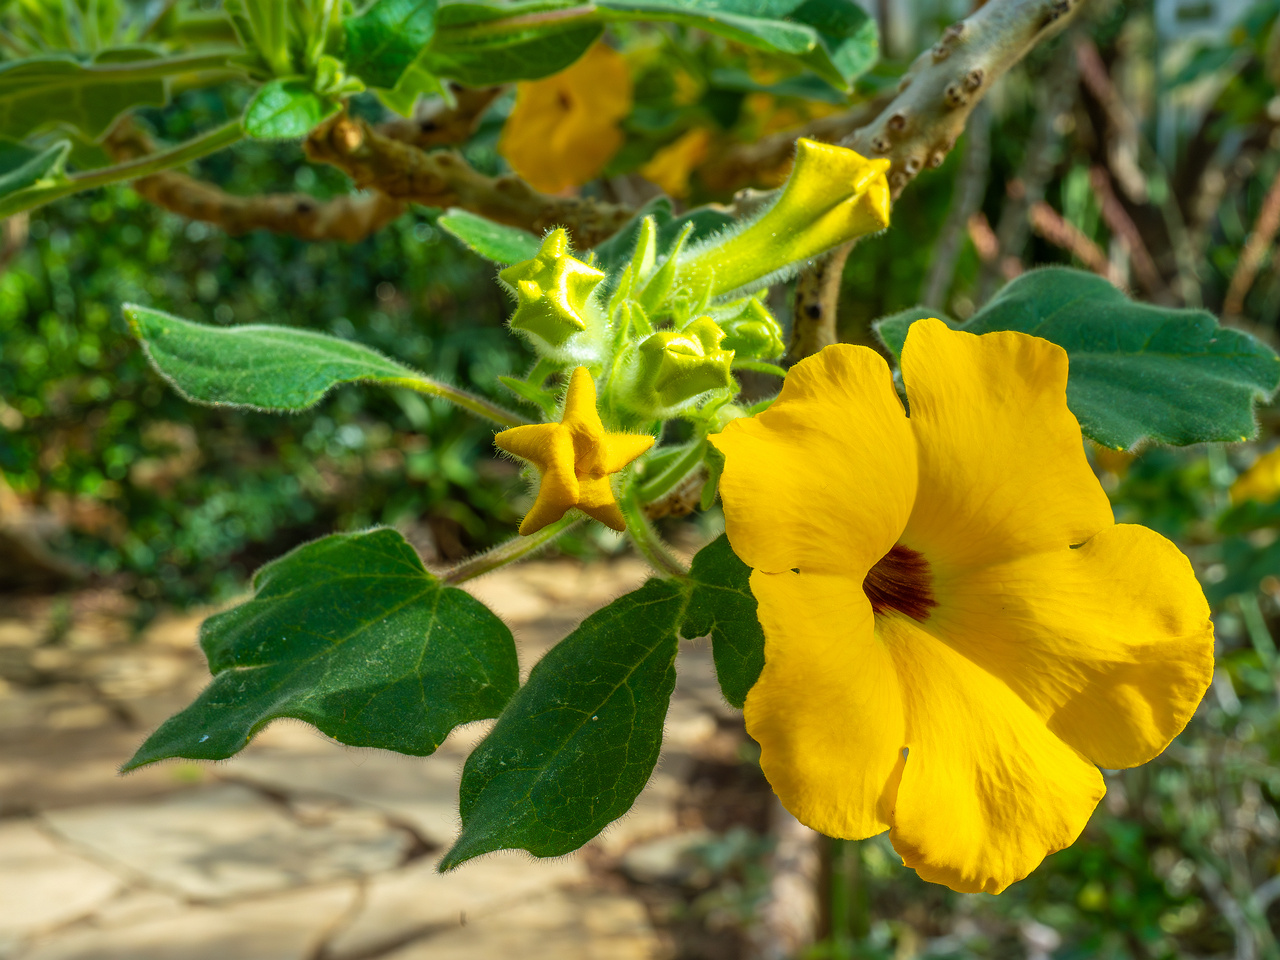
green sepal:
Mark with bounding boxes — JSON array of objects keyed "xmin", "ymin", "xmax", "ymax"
[
  {"xmin": 499, "ymin": 228, "xmax": 606, "ymax": 363},
  {"xmin": 716, "ymin": 296, "xmax": 785, "ymax": 359},
  {"xmin": 498, "ymin": 374, "xmax": 559, "ymax": 419},
  {"xmin": 636, "ymin": 221, "xmax": 695, "ymax": 318},
  {"xmin": 124, "ymin": 529, "xmax": 520, "ymax": 770},
  {"xmin": 621, "ymin": 316, "xmax": 736, "ymax": 418}
]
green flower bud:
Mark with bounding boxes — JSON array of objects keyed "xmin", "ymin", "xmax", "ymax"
[
  {"xmin": 716, "ymin": 297, "xmax": 785, "ymax": 359},
  {"xmin": 499, "ymin": 228, "xmax": 605, "ymax": 363},
  {"xmin": 620, "ymin": 316, "xmax": 735, "ymax": 418},
  {"xmin": 678, "ymin": 139, "xmax": 891, "ymax": 297}
]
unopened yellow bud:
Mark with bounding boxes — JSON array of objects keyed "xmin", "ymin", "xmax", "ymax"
[
  {"xmin": 680, "ymin": 139, "xmax": 890, "ymax": 297},
  {"xmin": 499, "ymin": 229, "xmax": 605, "ymax": 362}
]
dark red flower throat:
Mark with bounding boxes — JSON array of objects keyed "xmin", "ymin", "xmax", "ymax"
[{"xmin": 863, "ymin": 544, "xmax": 937, "ymax": 621}]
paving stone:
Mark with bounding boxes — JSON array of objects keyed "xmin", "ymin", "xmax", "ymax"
[
  {"xmin": 0, "ymin": 820, "xmax": 122, "ymax": 947},
  {"xmin": 221, "ymin": 732, "xmax": 467, "ymax": 848},
  {"xmin": 19, "ymin": 882, "xmax": 356, "ymax": 960},
  {"xmin": 41, "ymin": 784, "xmax": 410, "ymax": 901},
  {"xmin": 378, "ymin": 889, "xmax": 661, "ymax": 960},
  {"xmin": 326, "ymin": 850, "xmax": 587, "ymax": 958}
]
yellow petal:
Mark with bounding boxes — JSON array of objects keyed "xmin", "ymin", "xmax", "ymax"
[
  {"xmin": 561, "ymin": 366, "xmax": 605, "ymax": 443},
  {"xmin": 879, "ymin": 614, "xmax": 1106, "ymax": 894},
  {"xmin": 516, "ymin": 428, "xmax": 578, "ymax": 535},
  {"xmin": 576, "ymin": 476, "xmax": 626, "ymax": 531},
  {"xmin": 639, "ymin": 127, "xmax": 712, "ymax": 198},
  {"xmin": 745, "ymin": 570, "xmax": 905, "ymax": 839},
  {"xmin": 711, "ymin": 344, "xmax": 916, "ymax": 575},
  {"xmin": 900, "ymin": 318, "xmax": 1114, "ymax": 570},
  {"xmin": 591, "ymin": 433, "xmax": 655, "ymax": 476},
  {"xmin": 931, "ymin": 523, "xmax": 1214, "ymax": 769},
  {"xmin": 493, "ymin": 422, "xmax": 563, "ymax": 470},
  {"xmin": 1231, "ymin": 446, "xmax": 1280, "ymax": 505}
]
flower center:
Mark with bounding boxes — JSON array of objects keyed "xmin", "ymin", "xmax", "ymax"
[{"xmin": 863, "ymin": 544, "xmax": 937, "ymax": 621}]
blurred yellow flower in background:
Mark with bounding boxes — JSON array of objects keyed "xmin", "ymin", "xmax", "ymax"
[
  {"xmin": 1231, "ymin": 447, "xmax": 1280, "ymax": 504},
  {"xmin": 499, "ymin": 44, "xmax": 632, "ymax": 194},
  {"xmin": 640, "ymin": 128, "xmax": 712, "ymax": 198},
  {"xmin": 711, "ymin": 320, "xmax": 1214, "ymax": 894}
]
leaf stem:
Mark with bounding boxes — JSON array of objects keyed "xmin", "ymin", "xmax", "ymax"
[
  {"xmin": 384, "ymin": 376, "xmax": 533, "ymax": 428},
  {"xmin": 621, "ymin": 483, "xmax": 689, "ymax": 579},
  {"xmin": 443, "ymin": 516, "xmax": 581, "ymax": 584},
  {"xmin": 74, "ymin": 51, "xmax": 236, "ymax": 81},
  {"xmin": 636, "ymin": 440, "xmax": 705, "ymax": 504},
  {"xmin": 0, "ymin": 120, "xmax": 245, "ymax": 219}
]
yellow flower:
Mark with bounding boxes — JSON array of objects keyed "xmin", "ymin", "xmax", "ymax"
[
  {"xmin": 1230, "ymin": 447, "xmax": 1280, "ymax": 505},
  {"xmin": 680, "ymin": 139, "xmax": 890, "ymax": 297},
  {"xmin": 499, "ymin": 43, "xmax": 632, "ymax": 194},
  {"xmin": 709, "ymin": 319, "xmax": 1214, "ymax": 894},
  {"xmin": 640, "ymin": 128, "xmax": 712, "ymax": 198},
  {"xmin": 495, "ymin": 367, "xmax": 653, "ymax": 534}
]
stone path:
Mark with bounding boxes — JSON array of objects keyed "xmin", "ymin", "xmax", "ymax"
[{"xmin": 0, "ymin": 556, "xmax": 773, "ymax": 960}]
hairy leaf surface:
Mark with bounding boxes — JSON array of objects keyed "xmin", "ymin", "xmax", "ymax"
[
  {"xmin": 126, "ymin": 305, "xmax": 420, "ymax": 411},
  {"xmin": 439, "ymin": 208, "xmax": 542, "ymax": 263},
  {"xmin": 243, "ymin": 79, "xmax": 339, "ymax": 139},
  {"xmin": 686, "ymin": 534, "xmax": 764, "ymax": 709},
  {"xmin": 124, "ymin": 529, "xmax": 519, "ymax": 770},
  {"xmin": 0, "ymin": 50, "xmax": 168, "ymax": 139}
]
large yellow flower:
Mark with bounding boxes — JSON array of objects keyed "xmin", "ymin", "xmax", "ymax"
[
  {"xmin": 499, "ymin": 43, "xmax": 632, "ymax": 194},
  {"xmin": 709, "ymin": 319, "xmax": 1214, "ymax": 894}
]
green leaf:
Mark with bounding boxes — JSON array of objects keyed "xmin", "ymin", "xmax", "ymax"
[
  {"xmin": 787, "ymin": 0, "xmax": 878, "ymax": 89},
  {"xmin": 871, "ymin": 305, "xmax": 938, "ymax": 359},
  {"xmin": 597, "ymin": 0, "xmax": 816, "ymax": 55},
  {"xmin": 345, "ymin": 0, "xmax": 439, "ymax": 89},
  {"xmin": 0, "ymin": 138, "xmax": 70, "ymax": 197},
  {"xmin": 441, "ymin": 579, "xmax": 686, "ymax": 868},
  {"xmin": 443, "ymin": 533, "xmax": 768, "ymax": 866},
  {"xmin": 873, "ymin": 269, "xmax": 1280, "ymax": 450},
  {"xmin": 0, "ymin": 49, "xmax": 168, "ymax": 140},
  {"xmin": 685, "ymin": 534, "xmax": 764, "ymax": 709},
  {"xmin": 1205, "ymin": 536, "xmax": 1280, "ymax": 606},
  {"xmin": 438, "ymin": 208, "xmax": 542, "ymax": 264},
  {"xmin": 124, "ymin": 529, "xmax": 519, "ymax": 770},
  {"xmin": 590, "ymin": 196, "xmax": 735, "ymax": 275},
  {"xmin": 126, "ymin": 304, "xmax": 418, "ymax": 411},
  {"xmin": 243, "ymin": 79, "xmax": 339, "ymax": 140},
  {"xmin": 421, "ymin": 1, "xmax": 603, "ymax": 84}
]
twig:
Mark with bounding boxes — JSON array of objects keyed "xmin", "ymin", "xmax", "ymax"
[
  {"xmin": 305, "ymin": 113, "xmax": 636, "ymax": 247},
  {"xmin": 788, "ymin": 245, "xmax": 851, "ymax": 361},
  {"xmin": 105, "ymin": 89, "xmax": 505, "ymax": 244},
  {"xmin": 1224, "ymin": 164, "xmax": 1280, "ymax": 317},
  {"xmin": 1029, "ymin": 200, "xmax": 1121, "ymax": 284},
  {"xmin": 1089, "ymin": 166, "xmax": 1164, "ymax": 295},
  {"xmin": 1074, "ymin": 37, "xmax": 1146, "ymax": 202},
  {"xmin": 790, "ymin": 0, "xmax": 1086, "ymax": 359},
  {"xmin": 922, "ymin": 100, "xmax": 991, "ymax": 308}
]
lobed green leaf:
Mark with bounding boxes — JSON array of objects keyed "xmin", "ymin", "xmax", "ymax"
[
  {"xmin": 124, "ymin": 529, "xmax": 519, "ymax": 770},
  {"xmin": 0, "ymin": 138, "xmax": 70, "ymax": 198},
  {"xmin": 873, "ymin": 268, "xmax": 1280, "ymax": 450}
]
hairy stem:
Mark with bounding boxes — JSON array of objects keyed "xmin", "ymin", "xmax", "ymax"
[
  {"xmin": 382, "ymin": 376, "xmax": 532, "ymax": 429},
  {"xmin": 621, "ymin": 485, "xmax": 688, "ymax": 579},
  {"xmin": 442, "ymin": 516, "xmax": 581, "ymax": 584}
]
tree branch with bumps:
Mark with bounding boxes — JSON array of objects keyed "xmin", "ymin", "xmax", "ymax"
[{"xmin": 789, "ymin": 0, "xmax": 1086, "ymax": 359}]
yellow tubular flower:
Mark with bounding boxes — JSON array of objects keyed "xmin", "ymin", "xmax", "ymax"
[
  {"xmin": 709, "ymin": 320, "xmax": 1214, "ymax": 894},
  {"xmin": 499, "ymin": 43, "xmax": 632, "ymax": 194},
  {"xmin": 495, "ymin": 367, "xmax": 653, "ymax": 534},
  {"xmin": 639, "ymin": 128, "xmax": 712, "ymax": 198}
]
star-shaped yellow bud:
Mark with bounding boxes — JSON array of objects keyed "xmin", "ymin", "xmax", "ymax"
[
  {"xmin": 499, "ymin": 229, "xmax": 605, "ymax": 360},
  {"xmin": 494, "ymin": 367, "xmax": 654, "ymax": 535}
]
